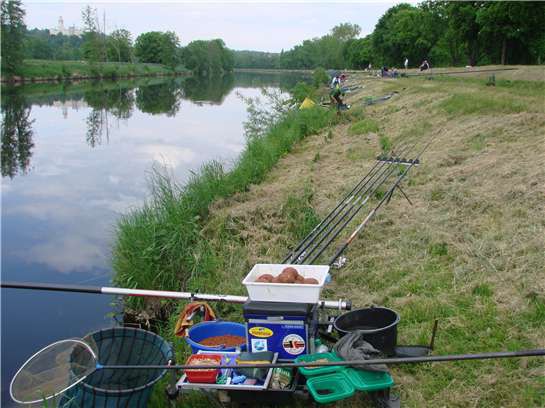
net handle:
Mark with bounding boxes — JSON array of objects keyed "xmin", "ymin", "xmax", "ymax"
[{"xmin": 10, "ymin": 338, "xmax": 98, "ymax": 405}]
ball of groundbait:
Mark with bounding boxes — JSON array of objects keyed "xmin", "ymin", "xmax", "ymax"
[
  {"xmin": 271, "ymin": 276, "xmax": 281, "ymax": 283},
  {"xmin": 281, "ymin": 267, "xmax": 298, "ymax": 281},
  {"xmin": 303, "ymin": 278, "xmax": 319, "ymax": 285},
  {"xmin": 256, "ymin": 274, "xmax": 274, "ymax": 283},
  {"xmin": 295, "ymin": 274, "xmax": 305, "ymax": 283},
  {"xmin": 277, "ymin": 273, "xmax": 292, "ymax": 283}
]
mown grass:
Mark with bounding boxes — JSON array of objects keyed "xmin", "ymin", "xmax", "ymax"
[
  {"xmin": 116, "ymin": 69, "xmax": 544, "ymax": 407},
  {"xmin": 6, "ymin": 59, "xmax": 186, "ymax": 81},
  {"xmin": 113, "ymin": 105, "xmax": 337, "ymax": 309},
  {"xmin": 439, "ymin": 93, "xmax": 528, "ymax": 115}
]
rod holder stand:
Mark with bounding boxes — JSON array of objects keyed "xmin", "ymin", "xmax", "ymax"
[{"xmin": 376, "ymin": 156, "xmax": 420, "ymax": 166}]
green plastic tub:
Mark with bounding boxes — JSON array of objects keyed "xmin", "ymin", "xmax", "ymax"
[
  {"xmin": 306, "ymin": 372, "xmax": 355, "ymax": 404},
  {"xmin": 343, "ymin": 368, "xmax": 394, "ymax": 392},
  {"xmin": 295, "ymin": 352, "xmax": 343, "ymax": 377}
]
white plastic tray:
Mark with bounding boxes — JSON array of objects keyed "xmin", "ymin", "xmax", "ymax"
[
  {"xmin": 177, "ymin": 351, "xmax": 278, "ymax": 391},
  {"xmin": 242, "ymin": 264, "xmax": 329, "ymax": 303}
]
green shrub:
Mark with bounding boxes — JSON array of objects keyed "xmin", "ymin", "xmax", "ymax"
[
  {"xmin": 291, "ymin": 81, "xmax": 316, "ymax": 104},
  {"xmin": 312, "ymin": 67, "xmax": 329, "ymax": 88},
  {"xmin": 379, "ymin": 135, "xmax": 391, "ymax": 152}
]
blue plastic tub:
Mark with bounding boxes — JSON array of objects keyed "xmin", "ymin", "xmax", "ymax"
[{"xmin": 186, "ymin": 321, "xmax": 247, "ymax": 353}]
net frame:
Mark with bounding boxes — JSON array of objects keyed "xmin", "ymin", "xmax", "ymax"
[{"xmin": 10, "ymin": 339, "xmax": 98, "ymax": 405}]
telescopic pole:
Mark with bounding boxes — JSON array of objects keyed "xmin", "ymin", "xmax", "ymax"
[
  {"xmin": 101, "ymin": 348, "xmax": 545, "ymax": 370},
  {"xmin": 0, "ymin": 281, "xmax": 351, "ymax": 310}
]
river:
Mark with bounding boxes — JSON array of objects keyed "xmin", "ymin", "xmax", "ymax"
[{"xmin": 0, "ymin": 72, "xmax": 305, "ymax": 405}]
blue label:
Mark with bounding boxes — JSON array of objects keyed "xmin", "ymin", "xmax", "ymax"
[{"xmin": 247, "ymin": 322, "xmax": 307, "ymax": 360}]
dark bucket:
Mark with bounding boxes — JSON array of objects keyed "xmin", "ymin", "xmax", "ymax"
[{"xmin": 333, "ymin": 307, "xmax": 399, "ymax": 356}]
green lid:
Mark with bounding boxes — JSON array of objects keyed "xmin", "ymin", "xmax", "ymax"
[
  {"xmin": 344, "ymin": 368, "xmax": 394, "ymax": 392},
  {"xmin": 306, "ymin": 372, "xmax": 355, "ymax": 404},
  {"xmin": 295, "ymin": 352, "xmax": 343, "ymax": 377}
]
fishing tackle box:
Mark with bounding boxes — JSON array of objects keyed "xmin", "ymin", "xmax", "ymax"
[{"xmin": 243, "ymin": 301, "xmax": 318, "ymax": 361}]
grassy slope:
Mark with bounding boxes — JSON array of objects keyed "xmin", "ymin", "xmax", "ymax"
[
  {"xmin": 3, "ymin": 59, "xmax": 186, "ymax": 80},
  {"xmin": 177, "ymin": 69, "xmax": 544, "ymax": 407}
]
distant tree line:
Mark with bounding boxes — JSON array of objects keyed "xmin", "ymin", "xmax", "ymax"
[
  {"xmin": 1, "ymin": 1, "xmax": 234, "ymax": 77},
  {"xmin": 233, "ymin": 2, "xmax": 545, "ymax": 70},
  {"xmin": 232, "ymin": 50, "xmax": 280, "ymax": 69}
]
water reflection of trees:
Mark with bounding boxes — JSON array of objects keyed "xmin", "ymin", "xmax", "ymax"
[
  {"xmin": 1, "ymin": 73, "xmax": 304, "ymax": 159},
  {"xmin": 181, "ymin": 74, "xmax": 235, "ymax": 104},
  {"xmin": 135, "ymin": 80, "xmax": 182, "ymax": 116},
  {"xmin": 232, "ymin": 71, "xmax": 309, "ymax": 91},
  {"xmin": 84, "ymin": 83, "xmax": 135, "ymax": 147},
  {"xmin": 1, "ymin": 90, "xmax": 35, "ymax": 178}
]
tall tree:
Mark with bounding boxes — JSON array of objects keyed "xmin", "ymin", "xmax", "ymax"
[
  {"xmin": 182, "ymin": 39, "xmax": 233, "ymax": 76},
  {"xmin": 1, "ymin": 0, "xmax": 26, "ymax": 75},
  {"xmin": 330, "ymin": 23, "xmax": 361, "ymax": 42},
  {"xmin": 443, "ymin": 2, "xmax": 482, "ymax": 66},
  {"xmin": 134, "ymin": 31, "xmax": 179, "ymax": 67},
  {"xmin": 107, "ymin": 29, "xmax": 133, "ymax": 62},
  {"xmin": 477, "ymin": 1, "xmax": 545, "ymax": 65},
  {"xmin": 81, "ymin": 5, "xmax": 103, "ymax": 63},
  {"xmin": 343, "ymin": 36, "xmax": 373, "ymax": 69}
]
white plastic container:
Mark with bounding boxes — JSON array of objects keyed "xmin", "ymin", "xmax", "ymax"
[{"xmin": 242, "ymin": 264, "xmax": 330, "ymax": 303}]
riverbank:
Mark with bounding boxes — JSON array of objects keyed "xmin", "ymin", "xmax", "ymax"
[
  {"xmin": 114, "ymin": 66, "xmax": 544, "ymax": 406},
  {"xmin": 1, "ymin": 59, "xmax": 189, "ymax": 83}
]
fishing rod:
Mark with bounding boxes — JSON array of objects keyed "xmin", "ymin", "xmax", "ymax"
[
  {"xmin": 323, "ymin": 134, "xmax": 437, "ymax": 266},
  {"xmin": 282, "ymin": 159, "xmax": 383, "ymax": 263},
  {"xmin": 296, "ymin": 140, "xmax": 419, "ymax": 265},
  {"xmin": 298, "ymin": 141, "xmax": 420, "ymax": 265},
  {"xmin": 287, "ymin": 141, "xmax": 416, "ymax": 265},
  {"xmin": 406, "ymin": 67, "xmax": 518, "ymax": 78},
  {"xmin": 306, "ymin": 160, "xmax": 408, "ymax": 266},
  {"xmin": 0, "ymin": 281, "xmax": 351, "ymax": 310},
  {"xmin": 282, "ymin": 141, "xmax": 409, "ymax": 264},
  {"xmin": 100, "ymin": 348, "xmax": 545, "ymax": 370},
  {"xmin": 324, "ymin": 159, "xmax": 416, "ymax": 266}
]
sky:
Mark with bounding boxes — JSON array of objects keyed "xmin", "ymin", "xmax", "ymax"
[{"xmin": 23, "ymin": 1, "xmax": 413, "ymax": 52}]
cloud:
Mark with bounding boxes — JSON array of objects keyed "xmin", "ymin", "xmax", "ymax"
[
  {"xmin": 137, "ymin": 144, "xmax": 197, "ymax": 169},
  {"xmin": 23, "ymin": 1, "xmax": 404, "ymax": 52}
]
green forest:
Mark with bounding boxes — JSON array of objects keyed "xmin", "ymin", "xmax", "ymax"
[
  {"xmin": 2, "ymin": 0, "xmax": 544, "ymax": 79},
  {"xmin": 234, "ymin": 2, "xmax": 545, "ymax": 70}
]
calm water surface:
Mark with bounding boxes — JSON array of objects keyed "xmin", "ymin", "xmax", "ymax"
[{"xmin": 1, "ymin": 72, "xmax": 304, "ymax": 404}]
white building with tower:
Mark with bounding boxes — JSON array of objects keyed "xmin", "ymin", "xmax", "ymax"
[{"xmin": 50, "ymin": 17, "xmax": 83, "ymax": 37}]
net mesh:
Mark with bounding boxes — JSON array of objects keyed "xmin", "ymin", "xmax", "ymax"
[
  {"xmin": 60, "ymin": 327, "xmax": 172, "ymax": 408},
  {"xmin": 10, "ymin": 340, "xmax": 96, "ymax": 404}
]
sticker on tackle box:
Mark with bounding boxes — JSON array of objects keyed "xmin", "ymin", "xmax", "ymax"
[{"xmin": 282, "ymin": 334, "xmax": 305, "ymax": 355}]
